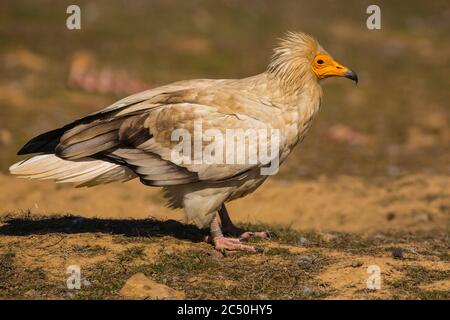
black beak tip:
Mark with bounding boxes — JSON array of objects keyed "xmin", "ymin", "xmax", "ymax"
[{"xmin": 344, "ymin": 69, "xmax": 358, "ymax": 84}]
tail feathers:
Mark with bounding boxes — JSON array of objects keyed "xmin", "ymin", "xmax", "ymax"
[{"xmin": 9, "ymin": 154, "xmax": 136, "ymax": 187}]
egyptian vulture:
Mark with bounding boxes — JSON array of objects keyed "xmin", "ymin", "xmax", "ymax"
[{"xmin": 10, "ymin": 32, "xmax": 357, "ymax": 252}]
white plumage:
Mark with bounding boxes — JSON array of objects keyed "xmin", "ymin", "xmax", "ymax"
[{"xmin": 10, "ymin": 154, "xmax": 135, "ymax": 187}]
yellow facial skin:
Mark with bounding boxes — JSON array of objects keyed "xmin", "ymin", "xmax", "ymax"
[{"xmin": 311, "ymin": 53, "xmax": 358, "ymax": 83}]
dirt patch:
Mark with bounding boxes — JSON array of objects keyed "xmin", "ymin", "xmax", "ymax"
[
  {"xmin": 0, "ymin": 203, "xmax": 448, "ymax": 299},
  {"xmin": 0, "ymin": 173, "xmax": 448, "ymax": 299}
]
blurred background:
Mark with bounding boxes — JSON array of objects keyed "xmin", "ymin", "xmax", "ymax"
[
  {"xmin": 0, "ymin": 0, "xmax": 449, "ymax": 179},
  {"xmin": 1, "ymin": 2, "xmax": 449, "ymax": 300}
]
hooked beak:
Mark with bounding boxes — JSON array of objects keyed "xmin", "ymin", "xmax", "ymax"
[{"xmin": 343, "ymin": 69, "xmax": 358, "ymax": 84}]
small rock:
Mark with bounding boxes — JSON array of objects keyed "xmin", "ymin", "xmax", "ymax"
[
  {"xmin": 372, "ymin": 233, "xmax": 387, "ymax": 242},
  {"xmin": 297, "ymin": 255, "xmax": 315, "ymax": 269},
  {"xmin": 298, "ymin": 237, "xmax": 310, "ymax": 246},
  {"xmin": 82, "ymin": 278, "xmax": 91, "ymax": 287},
  {"xmin": 299, "ymin": 285, "xmax": 313, "ymax": 295},
  {"xmin": 322, "ymin": 233, "xmax": 338, "ymax": 242},
  {"xmin": 386, "ymin": 212, "xmax": 396, "ymax": 221},
  {"xmin": 24, "ymin": 289, "xmax": 37, "ymax": 297},
  {"xmin": 415, "ymin": 213, "xmax": 432, "ymax": 223},
  {"xmin": 392, "ymin": 248, "xmax": 404, "ymax": 259},
  {"xmin": 119, "ymin": 273, "xmax": 185, "ymax": 300},
  {"xmin": 351, "ymin": 260, "xmax": 363, "ymax": 268},
  {"xmin": 164, "ymin": 249, "xmax": 174, "ymax": 255}
]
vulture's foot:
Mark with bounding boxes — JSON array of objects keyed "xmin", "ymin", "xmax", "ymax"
[
  {"xmin": 218, "ymin": 204, "xmax": 274, "ymax": 240},
  {"xmin": 212, "ymin": 236, "xmax": 256, "ymax": 252},
  {"xmin": 207, "ymin": 213, "xmax": 256, "ymax": 252}
]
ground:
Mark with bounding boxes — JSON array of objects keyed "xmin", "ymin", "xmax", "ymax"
[
  {"xmin": 0, "ymin": 174, "xmax": 448, "ymax": 299},
  {"xmin": 0, "ymin": 0, "xmax": 449, "ymax": 299}
]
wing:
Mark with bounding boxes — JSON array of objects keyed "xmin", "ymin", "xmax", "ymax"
[
  {"xmin": 123, "ymin": 100, "xmax": 280, "ymax": 182},
  {"xmin": 17, "ymin": 79, "xmax": 218, "ymax": 155},
  {"xmin": 29, "ymin": 84, "xmax": 282, "ymax": 186}
]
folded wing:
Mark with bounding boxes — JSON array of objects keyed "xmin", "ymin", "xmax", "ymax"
[{"xmin": 12, "ymin": 82, "xmax": 280, "ymax": 187}]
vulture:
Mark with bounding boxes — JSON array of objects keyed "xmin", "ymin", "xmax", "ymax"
[{"xmin": 10, "ymin": 32, "xmax": 357, "ymax": 252}]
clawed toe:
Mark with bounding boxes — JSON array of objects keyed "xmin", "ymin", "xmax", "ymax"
[
  {"xmin": 239, "ymin": 231, "xmax": 273, "ymax": 239},
  {"xmin": 222, "ymin": 227, "xmax": 274, "ymax": 240},
  {"xmin": 213, "ymin": 236, "xmax": 256, "ymax": 252}
]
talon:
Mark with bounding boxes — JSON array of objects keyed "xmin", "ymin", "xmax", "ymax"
[
  {"xmin": 240, "ymin": 231, "xmax": 270, "ymax": 239},
  {"xmin": 213, "ymin": 236, "xmax": 256, "ymax": 252}
]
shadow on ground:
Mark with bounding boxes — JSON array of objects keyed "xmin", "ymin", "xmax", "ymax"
[{"xmin": 0, "ymin": 215, "xmax": 207, "ymax": 242}]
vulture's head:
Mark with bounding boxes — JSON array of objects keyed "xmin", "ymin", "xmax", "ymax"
[{"xmin": 268, "ymin": 32, "xmax": 358, "ymax": 89}]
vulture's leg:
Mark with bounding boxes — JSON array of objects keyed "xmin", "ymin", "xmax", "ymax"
[
  {"xmin": 218, "ymin": 204, "xmax": 270, "ymax": 239},
  {"xmin": 207, "ymin": 213, "xmax": 256, "ymax": 252}
]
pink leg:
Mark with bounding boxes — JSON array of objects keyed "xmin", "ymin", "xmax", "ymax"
[
  {"xmin": 218, "ymin": 204, "xmax": 271, "ymax": 239},
  {"xmin": 206, "ymin": 213, "xmax": 256, "ymax": 252}
]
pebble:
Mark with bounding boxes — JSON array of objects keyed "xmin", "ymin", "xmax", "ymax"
[
  {"xmin": 351, "ymin": 260, "xmax": 363, "ymax": 268},
  {"xmin": 298, "ymin": 237, "xmax": 310, "ymax": 246},
  {"xmin": 119, "ymin": 273, "xmax": 185, "ymax": 299},
  {"xmin": 372, "ymin": 233, "xmax": 387, "ymax": 241},
  {"xmin": 392, "ymin": 248, "xmax": 404, "ymax": 259},
  {"xmin": 299, "ymin": 285, "xmax": 313, "ymax": 296},
  {"xmin": 415, "ymin": 213, "xmax": 432, "ymax": 223},
  {"xmin": 322, "ymin": 233, "xmax": 338, "ymax": 242},
  {"xmin": 386, "ymin": 212, "xmax": 396, "ymax": 221},
  {"xmin": 297, "ymin": 255, "xmax": 315, "ymax": 269}
]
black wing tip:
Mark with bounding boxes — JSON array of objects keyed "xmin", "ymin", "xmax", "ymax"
[
  {"xmin": 16, "ymin": 127, "xmax": 65, "ymax": 155},
  {"xmin": 17, "ymin": 142, "xmax": 35, "ymax": 155},
  {"xmin": 17, "ymin": 141, "xmax": 47, "ymax": 155}
]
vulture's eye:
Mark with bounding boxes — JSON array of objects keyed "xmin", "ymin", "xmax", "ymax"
[{"xmin": 317, "ymin": 59, "xmax": 324, "ymax": 65}]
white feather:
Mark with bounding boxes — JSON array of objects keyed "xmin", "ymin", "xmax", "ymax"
[{"xmin": 9, "ymin": 154, "xmax": 136, "ymax": 187}]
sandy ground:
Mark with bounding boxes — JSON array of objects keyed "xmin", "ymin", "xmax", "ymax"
[
  {"xmin": 1, "ymin": 173, "xmax": 448, "ymax": 233},
  {"xmin": 0, "ymin": 173, "xmax": 448, "ymax": 299}
]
